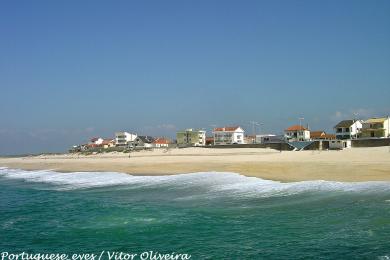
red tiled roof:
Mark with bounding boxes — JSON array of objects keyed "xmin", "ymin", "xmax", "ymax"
[
  {"xmin": 214, "ymin": 126, "xmax": 241, "ymax": 132},
  {"xmin": 153, "ymin": 138, "xmax": 170, "ymax": 144},
  {"xmin": 310, "ymin": 131, "xmax": 326, "ymax": 138},
  {"xmin": 285, "ymin": 125, "xmax": 308, "ymax": 131}
]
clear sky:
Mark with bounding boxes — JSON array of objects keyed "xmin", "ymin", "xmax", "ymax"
[{"xmin": 1, "ymin": 0, "xmax": 389, "ymax": 155}]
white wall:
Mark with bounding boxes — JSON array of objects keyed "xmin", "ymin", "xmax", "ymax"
[
  {"xmin": 213, "ymin": 127, "xmax": 245, "ymax": 145},
  {"xmin": 115, "ymin": 132, "xmax": 137, "ymax": 146},
  {"xmin": 329, "ymin": 140, "xmax": 351, "ymax": 149}
]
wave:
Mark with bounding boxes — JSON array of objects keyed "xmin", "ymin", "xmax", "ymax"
[{"xmin": 0, "ymin": 167, "xmax": 389, "ymax": 196}]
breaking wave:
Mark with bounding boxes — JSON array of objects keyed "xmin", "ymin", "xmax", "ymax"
[{"xmin": 0, "ymin": 167, "xmax": 389, "ymax": 196}]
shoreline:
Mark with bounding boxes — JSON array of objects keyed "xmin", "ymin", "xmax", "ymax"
[{"xmin": 1, "ymin": 147, "xmax": 390, "ymax": 182}]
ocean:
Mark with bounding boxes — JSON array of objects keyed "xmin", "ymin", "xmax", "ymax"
[{"xmin": 1, "ymin": 167, "xmax": 390, "ymax": 259}]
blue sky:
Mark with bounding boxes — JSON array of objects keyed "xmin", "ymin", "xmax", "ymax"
[{"xmin": 1, "ymin": 0, "xmax": 389, "ymax": 155}]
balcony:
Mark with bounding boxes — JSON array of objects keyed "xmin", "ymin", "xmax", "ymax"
[{"xmin": 368, "ymin": 124, "xmax": 384, "ymax": 130}]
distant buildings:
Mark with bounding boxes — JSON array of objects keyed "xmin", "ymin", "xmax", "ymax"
[
  {"xmin": 130, "ymin": 136, "xmax": 155, "ymax": 148},
  {"xmin": 244, "ymin": 135, "xmax": 256, "ymax": 144},
  {"xmin": 176, "ymin": 129, "xmax": 206, "ymax": 147},
  {"xmin": 153, "ymin": 137, "xmax": 170, "ymax": 148},
  {"xmin": 310, "ymin": 131, "xmax": 335, "ymax": 140},
  {"xmin": 361, "ymin": 117, "xmax": 390, "ymax": 138},
  {"xmin": 101, "ymin": 139, "xmax": 115, "ymax": 148},
  {"xmin": 285, "ymin": 125, "xmax": 310, "ymax": 142},
  {"xmin": 213, "ymin": 126, "xmax": 245, "ymax": 145},
  {"xmin": 115, "ymin": 132, "xmax": 137, "ymax": 147},
  {"xmin": 69, "ymin": 114, "xmax": 390, "ymax": 153},
  {"xmin": 205, "ymin": 136, "xmax": 214, "ymax": 146},
  {"xmin": 89, "ymin": 137, "xmax": 115, "ymax": 149},
  {"xmin": 334, "ymin": 120, "xmax": 362, "ymax": 139},
  {"xmin": 90, "ymin": 137, "xmax": 104, "ymax": 145}
]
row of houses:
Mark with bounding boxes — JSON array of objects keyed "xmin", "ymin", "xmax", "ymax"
[
  {"xmin": 176, "ymin": 116, "xmax": 390, "ymax": 146},
  {"xmin": 71, "ymin": 116, "xmax": 390, "ymax": 151},
  {"xmin": 275, "ymin": 116, "xmax": 390, "ymax": 142},
  {"xmin": 72, "ymin": 133, "xmax": 172, "ymax": 152},
  {"xmin": 334, "ymin": 117, "xmax": 390, "ymax": 139}
]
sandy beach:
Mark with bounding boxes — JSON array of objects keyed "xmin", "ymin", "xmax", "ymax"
[{"xmin": 1, "ymin": 147, "xmax": 390, "ymax": 182}]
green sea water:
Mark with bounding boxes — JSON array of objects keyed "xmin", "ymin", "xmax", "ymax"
[{"xmin": 1, "ymin": 167, "xmax": 390, "ymax": 259}]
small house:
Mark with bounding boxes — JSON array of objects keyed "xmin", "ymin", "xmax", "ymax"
[
  {"xmin": 334, "ymin": 120, "xmax": 362, "ymax": 139},
  {"xmin": 130, "ymin": 136, "xmax": 155, "ymax": 148},
  {"xmin": 153, "ymin": 138, "xmax": 170, "ymax": 148},
  {"xmin": 285, "ymin": 125, "xmax": 310, "ymax": 142}
]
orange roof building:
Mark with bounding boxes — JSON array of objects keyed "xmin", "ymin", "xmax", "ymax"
[
  {"xmin": 153, "ymin": 137, "xmax": 170, "ymax": 147},
  {"xmin": 285, "ymin": 125, "xmax": 310, "ymax": 141}
]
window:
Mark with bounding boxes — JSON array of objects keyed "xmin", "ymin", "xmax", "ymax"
[{"xmin": 237, "ymin": 135, "xmax": 241, "ymax": 139}]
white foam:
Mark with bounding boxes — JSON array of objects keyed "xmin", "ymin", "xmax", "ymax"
[{"xmin": 0, "ymin": 167, "xmax": 389, "ymax": 196}]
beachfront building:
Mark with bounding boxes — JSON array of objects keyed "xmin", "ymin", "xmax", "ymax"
[
  {"xmin": 284, "ymin": 125, "xmax": 310, "ymax": 142},
  {"xmin": 176, "ymin": 129, "xmax": 206, "ymax": 147},
  {"xmin": 153, "ymin": 137, "xmax": 170, "ymax": 148},
  {"xmin": 213, "ymin": 126, "xmax": 245, "ymax": 145},
  {"xmin": 361, "ymin": 117, "xmax": 390, "ymax": 138},
  {"xmin": 310, "ymin": 131, "xmax": 336, "ymax": 140},
  {"xmin": 90, "ymin": 137, "xmax": 104, "ymax": 145},
  {"xmin": 130, "ymin": 136, "xmax": 155, "ymax": 148},
  {"xmin": 102, "ymin": 139, "xmax": 115, "ymax": 149},
  {"xmin": 334, "ymin": 120, "xmax": 362, "ymax": 139},
  {"xmin": 115, "ymin": 132, "xmax": 137, "ymax": 147}
]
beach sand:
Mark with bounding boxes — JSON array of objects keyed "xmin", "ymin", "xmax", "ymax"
[{"xmin": 1, "ymin": 147, "xmax": 390, "ymax": 182}]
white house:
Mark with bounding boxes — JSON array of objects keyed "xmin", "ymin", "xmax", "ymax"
[
  {"xmin": 334, "ymin": 120, "xmax": 362, "ymax": 139},
  {"xmin": 285, "ymin": 125, "xmax": 310, "ymax": 142},
  {"xmin": 90, "ymin": 137, "xmax": 104, "ymax": 145},
  {"xmin": 115, "ymin": 132, "xmax": 137, "ymax": 147},
  {"xmin": 213, "ymin": 126, "xmax": 245, "ymax": 145},
  {"xmin": 129, "ymin": 136, "xmax": 155, "ymax": 148}
]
